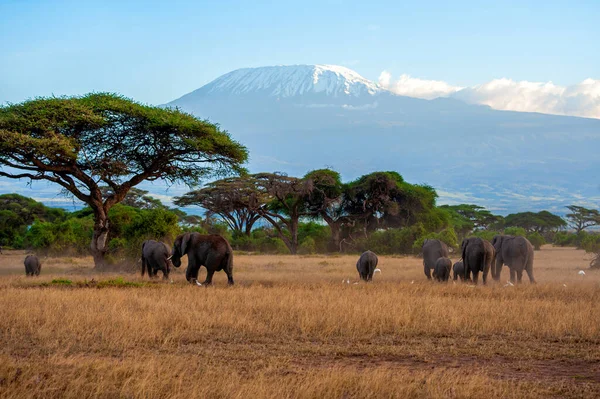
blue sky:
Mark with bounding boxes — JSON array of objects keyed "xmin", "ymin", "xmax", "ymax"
[{"xmin": 1, "ymin": 0, "xmax": 598, "ymax": 105}]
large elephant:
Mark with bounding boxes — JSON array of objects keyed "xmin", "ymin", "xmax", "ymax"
[
  {"xmin": 452, "ymin": 261, "xmax": 465, "ymax": 281},
  {"xmin": 171, "ymin": 233, "xmax": 234, "ymax": 285},
  {"xmin": 491, "ymin": 235, "xmax": 535, "ymax": 283},
  {"xmin": 141, "ymin": 240, "xmax": 172, "ymax": 280},
  {"xmin": 461, "ymin": 237, "xmax": 495, "ymax": 285},
  {"xmin": 432, "ymin": 257, "xmax": 452, "ymax": 282},
  {"xmin": 24, "ymin": 255, "xmax": 41, "ymax": 276},
  {"xmin": 356, "ymin": 250, "xmax": 378, "ymax": 281},
  {"xmin": 422, "ymin": 239, "xmax": 449, "ymax": 279}
]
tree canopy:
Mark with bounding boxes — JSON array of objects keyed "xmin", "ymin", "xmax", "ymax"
[
  {"xmin": 0, "ymin": 93, "xmax": 247, "ymax": 267},
  {"xmin": 565, "ymin": 205, "xmax": 600, "ymax": 233},
  {"xmin": 503, "ymin": 211, "xmax": 566, "ymax": 233}
]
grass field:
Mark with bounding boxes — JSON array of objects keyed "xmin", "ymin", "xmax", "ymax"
[{"xmin": 1, "ymin": 246, "xmax": 599, "ymax": 398}]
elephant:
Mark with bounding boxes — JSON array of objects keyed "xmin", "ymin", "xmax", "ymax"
[
  {"xmin": 356, "ymin": 250, "xmax": 378, "ymax": 281},
  {"xmin": 24, "ymin": 255, "xmax": 41, "ymax": 276},
  {"xmin": 452, "ymin": 261, "xmax": 465, "ymax": 281},
  {"xmin": 432, "ymin": 257, "xmax": 452, "ymax": 282},
  {"xmin": 491, "ymin": 235, "xmax": 535, "ymax": 283},
  {"xmin": 422, "ymin": 239, "xmax": 449, "ymax": 279},
  {"xmin": 141, "ymin": 240, "xmax": 173, "ymax": 280},
  {"xmin": 461, "ymin": 237, "xmax": 495, "ymax": 285},
  {"xmin": 171, "ymin": 233, "xmax": 234, "ymax": 285}
]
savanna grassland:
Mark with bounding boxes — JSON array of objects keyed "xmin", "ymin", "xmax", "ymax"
[{"xmin": 1, "ymin": 246, "xmax": 599, "ymax": 398}]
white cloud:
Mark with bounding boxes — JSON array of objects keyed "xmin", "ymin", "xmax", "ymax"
[
  {"xmin": 378, "ymin": 71, "xmax": 462, "ymax": 100},
  {"xmin": 454, "ymin": 78, "xmax": 600, "ymax": 118},
  {"xmin": 378, "ymin": 72, "xmax": 600, "ymax": 119}
]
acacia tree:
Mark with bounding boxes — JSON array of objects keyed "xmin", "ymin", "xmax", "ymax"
[
  {"xmin": 565, "ymin": 205, "xmax": 600, "ymax": 233},
  {"xmin": 304, "ymin": 169, "xmax": 347, "ymax": 251},
  {"xmin": 174, "ymin": 176, "xmax": 264, "ymax": 236},
  {"xmin": 440, "ymin": 204, "xmax": 503, "ymax": 238},
  {"xmin": 0, "ymin": 93, "xmax": 247, "ymax": 268},
  {"xmin": 253, "ymin": 172, "xmax": 313, "ymax": 254},
  {"xmin": 503, "ymin": 211, "xmax": 566, "ymax": 234}
]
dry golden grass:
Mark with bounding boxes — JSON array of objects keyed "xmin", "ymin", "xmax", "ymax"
[{"xmin": 1, "ymin": 245, "xmax": 599, "ymax": 398}]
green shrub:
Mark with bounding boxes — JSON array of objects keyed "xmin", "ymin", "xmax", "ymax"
[
  {"xmin": 298, "ymin": 237, "xmax": 316, "ymax": 254},
  {"xmin": 580, "ymin": 233, "xmax": 600, "ymax": 253},
  {"xmin": 413, "ymin": 227, "xmax": 458, "ymax": 253},
  {"xmin": 471, "ymin": 230, "xmax": 498, "ymax": 242},
  {"xmin": 504, "ymin": 227, "xmax": 527, "ymax": 237},
  {"xmin": 526, "ymin": 232, "xmax": 545, "ymax": 250}
]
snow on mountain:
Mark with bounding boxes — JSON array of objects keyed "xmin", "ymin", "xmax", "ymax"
[{"xmin": 189, "ymin": 64, "xmax": 383, "ymax": 98}]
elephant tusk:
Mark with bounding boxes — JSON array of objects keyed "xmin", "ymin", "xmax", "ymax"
[
  {"xmin": 374, "ymin": 268, "xmax": 381, "ymax": 273},
  {"xmin": 166, "ymin": 256, "xmax": 173, "ymax": 261}
]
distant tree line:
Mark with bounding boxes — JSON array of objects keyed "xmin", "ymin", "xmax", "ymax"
[{"xmin": 3, "ymin": 174, "xmax": 598, "ymax": 261}]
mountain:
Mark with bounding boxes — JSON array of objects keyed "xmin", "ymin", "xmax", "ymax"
[{"xmin": 167, "ymin": 65, "xmax": 600, "ymax": 214}]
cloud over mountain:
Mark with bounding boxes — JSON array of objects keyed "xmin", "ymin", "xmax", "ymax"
[
  {"xmin": 379, "ymin": 72, "xmax": 600, "ymax": 119},
  {"xmin": 378, "ymin": 71, "xmax": 462, "ymax": 100}
]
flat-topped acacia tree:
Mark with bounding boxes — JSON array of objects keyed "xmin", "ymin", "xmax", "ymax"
[{"xmin": 0, "ymin": 93, "xmax": 247, "ymax": 269}]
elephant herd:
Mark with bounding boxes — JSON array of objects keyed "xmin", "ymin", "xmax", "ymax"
[
  {"xmin": 420, "ymin": 235, "xmax": 536, "ymax": 284},
  {"xmin": 20, "ymin": 232, "xmax": 535, "ymax": 286}
]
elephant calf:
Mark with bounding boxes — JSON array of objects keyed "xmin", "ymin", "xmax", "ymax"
[
  {"xmin": 24, "ymin": 255, "xmax": 41, "ymax": 276},
  {"xmin": 141, "ymin": 240, "xmax": 173, "ymax": 280},
  {"xmin": 432, "ymin": 257, "xmax": 452, "ymax": 282},
  {"xmin": 356, "ymin": 250, "xmax": 378, "ymax": 281},
  {"xmin": 453, "ymin": 261, "xmax": 465, "ymax": 281}
]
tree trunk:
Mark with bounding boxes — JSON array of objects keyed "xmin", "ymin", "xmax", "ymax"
[
  {"xmin": 329, "ymin": 223, "xmax": 341, "ymax": 252},
  {"xmin": 289, "ymin": 218, "xmax": 298, "ymax": 255},
  {"xmin": 90, "ymin": 213, "xmax": 110, "ymax": 270}
]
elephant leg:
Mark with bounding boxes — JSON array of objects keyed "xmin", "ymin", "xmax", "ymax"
[
  {"xmin": 526, "ymin": 267, "xmax": 536, "ymax": 284},
  {"xmin": 526, "ymin": 258, "xmax": 536, "ymax": 284},
  {"xmin": 202, "ymin": 268, "xmax": 215, "ymax": 285},
  {"xmin": 224, "ymin": 269, "xmax": 234, "ymax": 285},
  {"xmin": 162, "ymin": 269, "xmax": 169, "ymax": 280},
  {"xmin": 424, "ymin": 263, "xmax": 432, "ymax": 280},
  {"xmin": 482, "ymin": 269, "xmax": 488, "ymax": 285},
  {"xmin": 367, "ymin": 272, "xmax": 373, "ymax": 282},
  {"xmin": 472, "ymin": 270, "xmax": 479, "ymax": 285},
  {"xmin": 509, "ymin": 268, "xmax": 516, "ymax": 283},
  {"xmin": 186, "ymin": 264, "xmax": 200, "ymax": 282},
  {"xmin": 516, "ymin": 269, "xmax": 523, "ymax": 283},
  {"xmin": 494, "ymin": 260, "xmax": 502, "ymax": 281}
]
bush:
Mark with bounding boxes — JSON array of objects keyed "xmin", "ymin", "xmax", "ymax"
[
  {"xmin": 354, "ymin": 224, "xmax": 426, "ymax": 255},
  {"xmin": 526, "ymin": 232, "xmax": 545, "ymax": 250},
  {"xmin": 580, "ymin": 233, "xmax": 600, "ymax": 253},
  {"xmin": 412, "ymin": 227, "xmax": 458, "ymax": 254},
  {"xmin": 471, "ymin": 230, "xmax": 498, "ymax": 242},
  {"xmin": 504, "ymin": 227, "xmax": 527, "ymax": 237},
  {"xmin": 298, "ymin": 237, "xmax": 316, "ymax": 254}
]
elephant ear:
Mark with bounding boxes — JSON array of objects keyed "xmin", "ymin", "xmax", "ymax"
[{"xmin": 181, "ymin": 233, "xmax": 192, "ymax": 255}]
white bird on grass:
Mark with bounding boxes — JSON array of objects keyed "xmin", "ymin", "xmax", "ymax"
[
  {"xmin": 578, "ymin": 270, "xmax": 586, "ymax": 276},
  {"xmin": 503, "ymin": 281, "xmax": 514, "ymax": 287}
]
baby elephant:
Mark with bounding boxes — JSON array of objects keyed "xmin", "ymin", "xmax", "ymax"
[
  {"xmin": 432, "ymin": 257, "xmax": 452, "ymax": 282},
  {"xmin": 453, "ymin": 261, "xmax": 465, "ymax": 281},
  {"xmin": 356, "ymin": 250, "xmax": 378, "ymax": 281},
  {"xmin": 24, "ymin": 255, "xmax": 41, "ymax": 276}
]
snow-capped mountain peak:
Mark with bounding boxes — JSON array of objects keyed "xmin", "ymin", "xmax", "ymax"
[{"xmin": 196, "ymin": 64, "xmax": 383, "ymax": 98}]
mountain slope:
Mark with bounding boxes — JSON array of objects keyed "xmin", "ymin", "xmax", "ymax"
[{"xmin": 167, "ymin": 65, "xmax": 600, "ymax": 213}]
